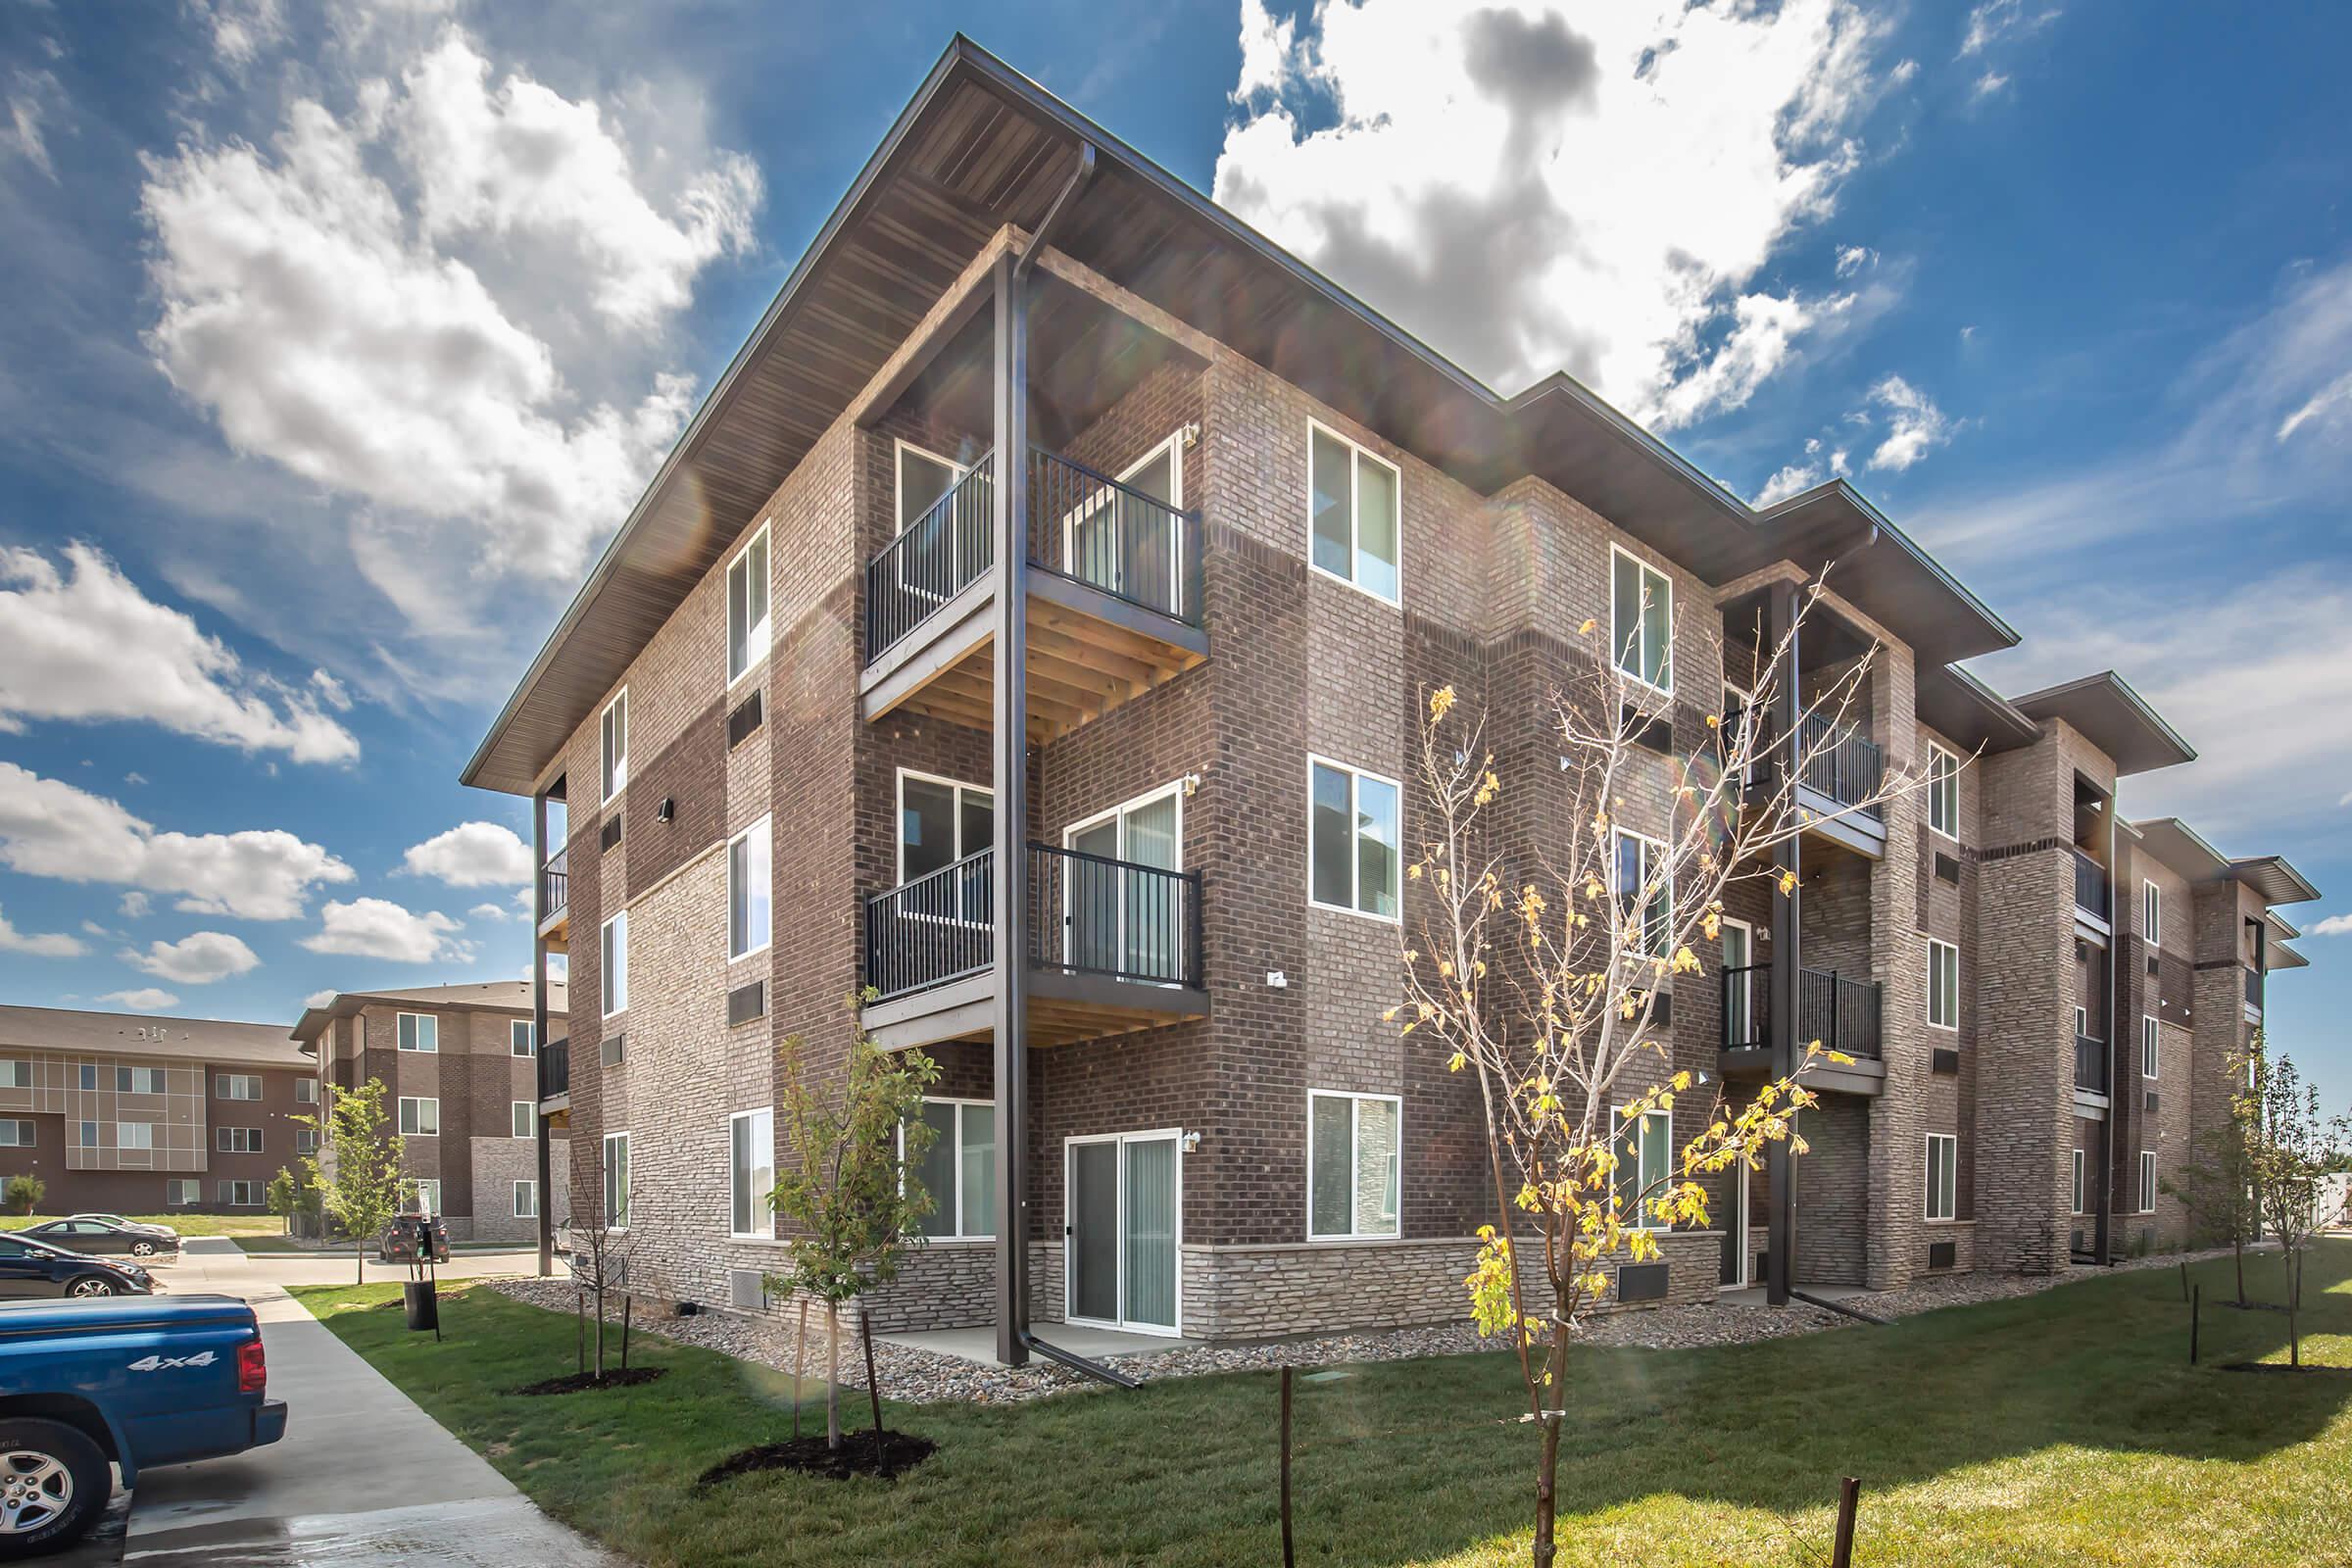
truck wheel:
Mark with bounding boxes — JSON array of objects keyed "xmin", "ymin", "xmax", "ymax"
[
  {"xmin": 0, "ymin": 1418, "xmax": 107, "ymax": 1558},
  {"xmin": 65, "ymin": 1277, "xmax": 116, "ymax": 1298}
]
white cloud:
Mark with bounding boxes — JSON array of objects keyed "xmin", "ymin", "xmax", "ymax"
[
  {"xmin": 120, "ymin": 930, "xmax": 261, "ymax": 984},
  {"xmin": 298, "ymin": 897, "xmax": 469, "ymax": 962},
  {"xmin": 468, "ymin": 901, "xmax": 514, "ymax": 923},
  {"xmin": 100, "ymin": 988, "xmax": 180, "ymax": 1012},
  {"xmin": 195, "ymin": 0, "xmax": 286, "ymax": 67},
  {"xmin": 1889, "ymin": 58, "xmax": 1919, "ymax": 84},
  {"xmin": 0, "ymin": 906, "xmax": 84, "ymax": 958},
  {"xmin": 1972, "ymin": 72, "xmax": 2010, "ymax": 98},
  {"xmin": 1863, "ymin": 374, "xmax": 1953, "ymax": 470},
  {"xmin": 303, "ymin": 988, "xmax": 336, "ymax": 1008},
  {"xmin": 0, "ymin": 762, "xmax": 353, "ymax": 920},
  {"xmin": 1835, "ymin": 245, "xmax": 1878, "ymax": 277},
  {"xmin": 119, "ymin": 891, "xmax": 151, "ymax": 919},
  {"xmin": 2277, "ymin": 369, "xmax": 2352, "ymax": 444},
  {"xmin": 1753, "ymin": 460, "xmax": 1825, "ymax": 508},
  {"xmin": 1211, "ymin": 0, "xmax": 1886, "ymax": 424},
  {"xmin": 3, "ymin": 69, "xmax": 63, "ymax": 181},
  {"xmin": 0, "ymin": 543, "xmax": 359, "ymax": 762},
  {"xmin": 400, "ymin": 820, "xmax": 531, "ymax": 887},
  {"xmin": 1959, "ymin": 1, "xmax": 2058, "ymax": 58},
  {"xmin": 2310, "ymin": 913, "xmax": 2352, "ymax": 938}
]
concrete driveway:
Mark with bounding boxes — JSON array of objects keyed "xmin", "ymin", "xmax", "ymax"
[{"xmin": 60, "ymin": 1238, "xmax": 620, "ymax": 1567}]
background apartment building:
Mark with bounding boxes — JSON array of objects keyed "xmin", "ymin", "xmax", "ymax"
[
  {"xmin": 291, "ymin": 981, "xmax": 567, "ymax": 1243},
  {"xmin": 463, "ymin": 41, "xmax": 2315, "ymax": 1349},
  {"xmin": 0, "ymin": 1004, "xmax": 319, "ymax": 1214}
]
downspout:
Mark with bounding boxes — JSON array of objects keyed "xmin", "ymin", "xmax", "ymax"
[
  {"xmin": 1021, "ymin": 1329, "xmax": 1141, "ymax": 1389},
  {"xmin": 2095, "ymin": 803, "xmax": 2116, "ymax": 1265}
]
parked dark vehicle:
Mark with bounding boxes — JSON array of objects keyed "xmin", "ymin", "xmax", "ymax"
[
  {"xmin": 63, "ymin": 1214, "xmax": 177, "ymax": 1241},
  {"xmin": 0, "ymin": 1238, "xmax": 153, "ymax": 1300},
  {"xmin": 0, "ymin": 1294, "xmax": 286, "ymax": 1556},
  {"xmin": 18, "ymin": 1220, "xmax": 178, "ymax": 1260},
  {"xmin": 376, "ymin": 1215, "xmax": 450, "ymax": 1265}
]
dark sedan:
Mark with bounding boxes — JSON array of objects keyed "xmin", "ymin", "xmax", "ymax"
[
  {"xmin": 20, "ymin": 1217, "xmax": 180, "ymax": 1259},
  {"xmin": 0, "ymin": 1234, "xmax": 156, "ymax": 1298}
]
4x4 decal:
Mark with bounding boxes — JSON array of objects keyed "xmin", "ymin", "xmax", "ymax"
[{"xmin": 125, "ymin": 1350, "xmax": 218, "ymax": 1372}]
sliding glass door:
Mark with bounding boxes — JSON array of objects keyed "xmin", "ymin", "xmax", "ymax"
[{"xmin": 1064, "ymin": 1130, "xmax": 1181, "ymax": 1335}]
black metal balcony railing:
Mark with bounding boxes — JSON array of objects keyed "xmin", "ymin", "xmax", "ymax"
[
  {"xmin": 541, "ymin": 1038, "xmax": 569, "ymax": 1099},
  {"xmin": 1721, "ymin": 963, "xmax": 1883, "ymax": 1060},
  {"xmin": 1796, "ymin": 710, "xmax": 1885, "ymax": 822},
  {"xmin": 862, "ymin": 447, "xmax": 1207, "ymax": 668},
  {"xmin": 2075, "ymin": 1033, "xmax": 2108, "ymax": 1095},
  {"xmin": 2244, "ymin": 966, "xmax": 2263, "ymax": 1010},
  {"xmin": 864, "ymin": 843, "xmax": 1202, "ymax": 1004},
  {"xmin": 2073, "ymin": 849, "xmax": 2109, "ymax": 921},
  {"xmin": 540, "ymin": 848, "xmax": 568, "ymax": 922}
]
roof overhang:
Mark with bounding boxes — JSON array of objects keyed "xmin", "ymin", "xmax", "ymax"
[
  {"xmin": 462, "ymin": 36, "xmax": 2024, "ymax": 797},
  {"xmin": 2230, "ymin": 855, "xmax": 2321, "ymax": 906},
  {"xmin": 1916, "ymin": 662, "xmax": 2042, "ymax": 755},
  {"xmin": 2269, "ymin": 942, "xmax": 2310, "ymax": 970},
  {"xmin": 2131, "ymin": 818, "xmax": 2321, "ymax": 907},
  {"xmin": 2011, "ymin": 671, "xmax": 2196, "ymax": 777}
]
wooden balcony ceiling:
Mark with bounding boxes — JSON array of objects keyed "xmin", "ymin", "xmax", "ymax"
[
  {"xmin": 866, "ymin": 974, "xmax": 1208, "ymax": 1053},
  {"xmin": 885, "ymin": 589, "xmax": 1202, "ymax": 742}
]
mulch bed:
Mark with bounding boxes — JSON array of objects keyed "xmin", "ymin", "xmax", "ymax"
[
  {"xmin": 514, "ymin": 1367, "xmax": 670, "ymax": 1396},
  {"xmin": 697, "ymin": 1430, "xmax": 937, "ymax": 1486}
]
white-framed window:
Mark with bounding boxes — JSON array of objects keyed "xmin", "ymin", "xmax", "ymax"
[
  {"xmin": 511, "ymin": 1020, "xmax": 536, "ymax": 1057},
  {"xmin": 1925, "ymin": 1134, "xmax": 1958, "ymax": 1221},
  {"xmin": 1721, "ymin": 917, "xmax": 1757, "ymax": 1047},
  {"xmin": 402, "ymin": 1178, "xmax": 441, "ymax": 1216},
  {"xmin": 215, "ymin": 1072, "xmax": 262, "ymax": 1101},
  {"xmin": 2138, "ymin": 1150, "xmax": 2157, "ymax": 1214},
  {"xmin": 295, "ymin": 1078, "xmax": 318, "ymax": 1103},
  {"xmin": 295, "ymin": 1129, "xmax": 317, "ymax": 1154},
  {"xmin": 729, "ymin": 1106, "xmax": 776, "ymax": 1239},
  {"xmin": 728, "ymin": 815, "xmax": 772, "ymax": 960},
  {"xmin": 398, "ymin": 1097, "xmax": 439, "ymax": 1137},
  {"xmin": 897, "ymin": 769, "xmax": 994, "ymax": 884},
  {"xmin": 2142, "ymin": 1015, "xmax": 2160, "ymax": 1079},
  {"xmin": 896, "ymin": 439, "xmax": 964, "ymax": 531},
  {"xmin": 0, "ymin": 1121, "xmax": 32, "ymax": 1147},
  {"xmin": 0, "ymin": 1061, "xmax": 28, "ymax": 1089},
  {"xmin": 77, "ymin": 1063, "xmax": 96, "ymax": 1091},
  {"xmin": 725, "ymin": 520, "xmax": 771, "ymax": 686},
  {"xmin": 1609, "ymin": 543, "xmax": 1674, "ymax": 694},
  {"xmin": 219, "ymin": 1179, "xmax": 264, "ymax": 1207},
  {"xmin": 1307, "ymin": 757, "xmax": 1401, "ymax": 921},
  {"xmin": 216, "ymin": 1127, "xmax": 263, "ymax": 1153},
  {"xmin": 2070, "ymin": 1149, "xmax": 2086, "ymax": 1216},
  {"xmin": 903, "ymin": 1098, "xmax": 997, "ymax": 1240},
  {"xmin": 1613, "ymin": 828, "xmax": 1672, "ymax": 956},
  {"xmin": 2073, "ymin": 1004, "xmax": 2088, "ymax": 1038},
  {"xmin": 116, "ymin": 1066, "xmax": 167, "ymax": 1093},
  {"xmin": 514, "ymin": 1180, "xmax": 538, "ymax": 1219},
  {"xmin": 512, "ymin": 1101, "xmax": 534, "ymax": 1140},
  {"xmin": 1613, "ymin": 1105, "xmax": 1675, "ymax": 1231},
  {"xmin": 165, "ymin": 1179, "xmax": 200, "ymax": 1205},
  {"xmin": 603, "ymin": 1132, "xmax": 630, "ymax": 1227},
  {"xmin": 1928, "ymin": 744, "xmax": 1959, "ymax": 839},
  {"xmin": 2142, "ymin": 879, "xmax": 2162, "ymax": 946},
  {"xmin": 1927, "ymin": 939, "xmax": 1960, "ymax": 1031},
  {"xmin": 1307, "ymin": 419, "xmax": 1401, "ymax": 604},
  {"xmin": 600, "ymin": 687, "xmax": 629, "ymax": 803},
  {"xmin": 602, "ymin": 910, "xmax": 629, "ymax": 1017},
  {"xmin": 1306, "ymin": 1090, "xmax": 1401, "ymax": 1240},
  {"xmin": 118, "ymin": 1121, "xmax": 154, "ymax": 1152},
  {"xmin": 396, "ymin": 1012, "xmax": 439, "ymax": 1053}
]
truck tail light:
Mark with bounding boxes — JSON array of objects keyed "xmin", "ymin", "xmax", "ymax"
[{"xmin": 237, "ymin": 1337, "xmax": 267, "ymax": 1395}]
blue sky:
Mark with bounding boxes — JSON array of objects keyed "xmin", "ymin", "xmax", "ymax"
[{"xmin": 1, "ymin": 1, "xmax": 2346, "ymax": 1101}]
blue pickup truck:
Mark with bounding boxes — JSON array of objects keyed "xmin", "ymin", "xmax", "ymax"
[{"xmin": 0, "ymin": 1296, "xmax": 287, "ymax": 1557}]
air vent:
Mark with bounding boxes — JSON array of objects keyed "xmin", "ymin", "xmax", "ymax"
[
  {"xmin": 2144, "ymin": 1091, "xmax": 2159, "ymax": 1113},
  {"xmin": 1615, "ymin": 1262, "xmax": 1670, "ymax": 1303},
  {"xmin": 2070, "ymin": 1229, "xmax": 2085, "ymax": 1253},
  {"xmin": 728, "ymin": 1269, "xmax": 767, "ymax": 1310},
  {"xmin": 601, "ymin": 1034, "xmax": 625, "ymax": 1067},
  {"xmin": 601, "ymin": 814, "xmax": 623, "ymax": 853},
  {"xmin": 728, "ymin": 690, "xmax": 764, "ymax": 748},
  {"xmin": 2147, "ymin": 955, "xmax": 2159, "ymax": 976},
  {"xmin": 727, "ymin": 980, "xmax": 766, "ymax": 1028},
  {"xmin": 1620, "ymin": 704, "xmax": 1673, "ymax": 755},
  {"xmin": 1927, "ymin": 1240, "xmax": 1956, "ymax": 1270},
  {"xmin": 1932, "ymin": 1048, "xmax": 1960, "ymax": 1075},
  {"xmin": 1934, "ymin": 852, "xmax": 1961, "ymax": 885},
  {"xmin": 1650, "ymin": 991, "xmax": 1674, "ymax": 1028}
]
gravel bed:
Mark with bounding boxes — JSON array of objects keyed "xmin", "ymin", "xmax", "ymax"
[{"xmin": 485, "ymin": 1247, "xmax": 2245, "ymax": 1406}]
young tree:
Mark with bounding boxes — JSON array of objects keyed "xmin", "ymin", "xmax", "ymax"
[
  {"xmin": 1395, "ymin": 582, "xmax": 1929, "ymax": 1568},
  {"xmin": 2161, "ymin": 1045, "xmax": 2261, "ymax": 1305},
  {"xmin": 564, "ymin": 1159, "xmax": 637, "ymax": 1383},
  {"xmin": 3, "ymin": 1174, "xmax": 44, "ymax": 1216},
  {"xmin": 2246, "ymin": 1042, "xmax": 2351, "ymax": 1367},
  {"xmin": 296, "ymin": 1079, "xmax": 407, "ymax": 1285},
  {"xmin": 264, "ymin": 1164, "xmax": 321, "ymax": 1238},
  {"xmin": 765, "ymin": 1024, "xmax": 939, "ymax": 1462}
]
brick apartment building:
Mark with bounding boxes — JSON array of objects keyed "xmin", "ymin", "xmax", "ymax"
[
  {"xmin": 0, "ymin": 1004, "xmax": 320, "ymax": 1215},
  {"xmin": 291, "ymin": 981, "xmax": 570, "ymax": 1243},
  {"xmin": 461, "ymin": 40, "xmax": 2317, "ymax": 1352}
]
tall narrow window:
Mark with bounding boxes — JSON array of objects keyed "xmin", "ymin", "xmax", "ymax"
[
  {"xmin": 602, "ymin": 910, "xmax": 628, "ymax": 1017},
  {"xmin": 1925, "ymin": 1135, "xmax": 1958, "ymax": 1221},
  {"xmin": 2070, "ymin": 1149, "xmax": 2085, "ymax": 1215},
  {"xmin": 1307, "ymin": 1091, "xmax": 1401, "ymax": 1240},
  {"xmin": 1613, "ymin": 830, "xmax": 1672, "ymax": 956},
  {"xmin": 728, "ymin": 816, "xmax": 772, "ymax": 960},
  {"xmin": 904, "ymin": 1099, "xmax": 998, "ymax": 1240},
  {"xmin": 511, "ymin": 1020, "xmax": 536, "ymax": 1057},
  {"xmin": 601, "ymin": 688, "xmax": 629, "ymax": 803},
  {"xmin": 1613, "ymin": 1107, "xmax": 1675, "ymax": 1230},
  {"xmin": 514, "ymin": 1181, "xmax": 538, "ymax": 1219},
  {"xmin": 1307, "ymin": 421, "xmax": 1401, "ymax": 604},
  {"xmin": 726, "ymin": 522, "xmax": 771, "ymax": 685},
  {"xmin": 1928, "ymin": 745, "xmax": 1959, "ymax": 839},
  {"xmin": 2138, "ymin": 1150, "xmax": 2156, "ymax": 1214},
  {"xmin": 512, "ymin": 1101, "xmax": 534, "ymax": 1140},
  {"xmin": 1609, "ymin": 545, "xmax": 1674, "ymax": 692},
  {"xmin": 2142, "ymin": 880, "xmax": 2162, "ymax": 946},
  {"xmin": 730, "ymin": 1107, "xmax": 775, "ymax": 1238},
  {"xmin": 398, "ymin": 1097, "xmax": 439, "ymax": 1136},
  {"xmin": 604, "ymin": 1132, "xmax": 631, "ymax": 1227},
  {"xmin": 1308, "ymin": 759, "xmax": 1400, "ymax": 920},
  {"xmin": 1927, "ymin": 939, "xmax": 1959, "ymax": 1031},
  {"xmin": 2141, "ymin": 1015, "xmax": 2160, "ymax": 1079}
]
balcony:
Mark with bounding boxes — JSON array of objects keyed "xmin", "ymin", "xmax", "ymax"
[
  {"xmin": 861, "ymin": 842, "xmax": 1207, "ymax": 1050},
  {"xmin": 539, "ymin": 1038, "xmax": 568, "ymax": 1102},
  {"xmin": 1794, "ymin": 711, "xmax": 1886, "ymax": 858},
  {"xmin": 2244, "ymin": 965, "xmax": 2263, "ymax": 1017},
  {"xmin": 538, "ymin": 849, "xmax": 569, "ymax": 945},
  {"xmin": 2075, "ymin": 1033, "xmax": 2108, "ymax": 1097},
  {"xmin": 2073, "ymin": 849, "xmax": 2110, "ymax": 926},
  {"xmin": 859, "ymin": 448, "xmax": 1208, "ymax": 742},
  {"xmin": 1720, "ymin": 963, "xmax": 1885, "ymax": 1095}
]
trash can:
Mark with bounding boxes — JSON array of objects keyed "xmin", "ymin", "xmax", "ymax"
[{"xmin": 403, "ymin": 1279, "xmax": 439, "ymax": 1332}]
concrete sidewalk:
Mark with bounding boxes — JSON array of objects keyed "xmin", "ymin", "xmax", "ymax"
[{"xmin": 107, "ymin": 1240, "xmax": 622, "ymax": 1565}]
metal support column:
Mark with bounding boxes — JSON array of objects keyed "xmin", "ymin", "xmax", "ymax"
[
  {"xmin": 532, "ymin": 789, "xmax": 553, "ymax": 1279},
  {"xmin": 1765, "ymin": 578, "xmax": 1802, "ymax": 1308},
  {"xmin": 990, "ymin": 252, "xmax": 1032, "ymax": 1367},
  {"xmin": 2093, "ymin": 802, "xmax": 2115, "ymax": 1266}
]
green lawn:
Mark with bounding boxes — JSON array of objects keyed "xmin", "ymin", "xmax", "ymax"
[
  {"xmin": 0, "ymin": 1212, "xmax": 283, "ymax": 1238},
  {"xmin": 293, "ymin": 1243, "xmax": 2352, "ymax": 1567}
]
